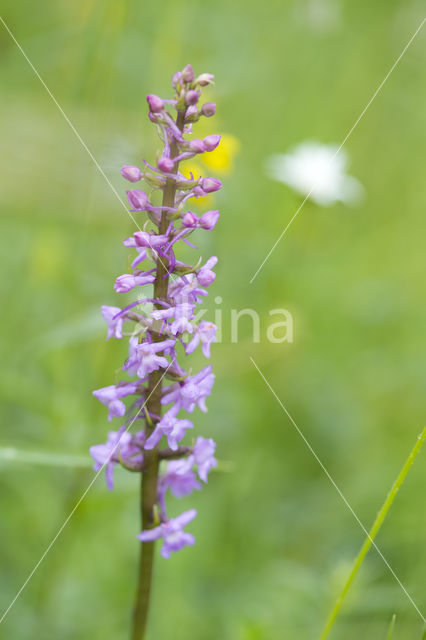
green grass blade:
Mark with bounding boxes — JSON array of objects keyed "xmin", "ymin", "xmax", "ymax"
[
  {"xmin": 319, "ymin": 428, "xmax": 426, "ymax": 640},
  {"xmin": 0, "ymin": 446, "xmax": 91, "ymax": 468},
  {"xmin": 386, "ymin": 614, "xmax": 396, "ymax": 639}
]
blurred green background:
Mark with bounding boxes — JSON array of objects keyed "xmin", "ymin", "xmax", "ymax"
[{"xmin": 1, "ymin": 1, "xmax": 425, "ymax": 638}]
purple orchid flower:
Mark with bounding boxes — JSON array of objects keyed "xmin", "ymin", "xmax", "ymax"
[
  {"xmin": 162, "ymin": 366, "xmax": 215, "ymax": 413},
  {"xmin": 144, "ymin": 407, "xmax": 193, "ymax": 451},
  {"xmin": 93, "ymin": 382, "xmax": 139, "ymax": 421},
  {"xmin": 101, "ymin": 305, "xmax": 124, "ymax": 340},
  {"xmin": 197, "ymin": 256, "xmax": 218, "ymax": 287},
  {"xmin": 137, "ymin": 509, "xmax": 197, "ymax": 559},
  {"xmin": 168, "ymin": 275, "xmax": 208, "ymax": 305},
  {"xmin": 151, "ymin": 303, "xmax": 196, "ymax": 335},
  {"xmin": 193, "ymin": 436, "xmax": 217, "ymax": 482},
  {"xmin": 160, "ymin": 459, "xmax": 201, "ymax": 498},
  {"xmin": 133, "ymin": 230, "xmax": 171, "ymax": 249},
  {"xmin": 90, "ymin": 428, "xmax": 143, "ymax": 490},
  {"xmin": 124, "ymin": 337, "xmax": 175, "ymax": 378},
  {"xmin": 114, "ymin": 273, "xmax": 155, "ymax": 293},
  {"xmin": 186, "ymin": 321, "xmax": 217, "ymax": 357}
]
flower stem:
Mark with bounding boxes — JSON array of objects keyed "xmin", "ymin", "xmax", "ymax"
[
  {"xmin": 319, "ymin": 428, "xmax": 426, "ymax": 640},
  {"xmin": 131, "ymin": 110, "xmax": 186, "ymax": 640}
]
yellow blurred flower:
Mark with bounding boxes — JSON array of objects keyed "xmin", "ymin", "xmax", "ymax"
[
  {"xmin": 200, "ymin": 134, "xmax": 240, "ymax": 174},
  {"xmin": 182, "ymin": 162, "xmax": 203, "ymax": 181}
]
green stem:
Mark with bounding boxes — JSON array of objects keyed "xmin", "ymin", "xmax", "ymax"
[
  {"xmin": 319, "ymin": 428, "xmax": 426, "ymax": 640},
  {"xmin": 131, "ymin": 110, "xmax": 186, "ymax": 640}
]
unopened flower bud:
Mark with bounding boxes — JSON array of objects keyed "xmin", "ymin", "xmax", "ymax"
[
  {"xmin": 158, "ymin": 156, "xmax": 174, "ymax": 173},
  {"xmin": 200, "ymin": 210, "xmax": 220, "ymax": 230},
  {"xmin": 148, "ymin": 111, "xmax": 160, "ymax": 123},
  {"xmin": 171, "ymin": 71, "xmax": 181, "ymax": 88},
  {"xmin": 196, "ymin": 73, "xmax": 215, "ymax": 86},
  {"xmin": 181, "ymin": 64, "xmax": 194, "ymax": 83},
  {"xmin": 126, "ymin": 190, "xmax": 149, "ymax": 210},
  {"xmin": 146, "ymin": 94, "xmax": 164, "ymax": 113},
  {"xmin": 186, "ymin": 90, "xmax": 200, "ymax": 106},
  {"xmin": 203, "ymin": 135, "xmax": 221, "ymax": 152},
  {"xmin": 188, "ymin": 139, "xmax": 206, "ymax": 154},
  {"xmin": 182, "ymin": 211, "xmax": 199, "ymax": 228},
  {"xmin": 121, "ymin": 165, "xmax": 142, "ymax": 182},
  {"xmin": 185, "ymin": 105, "xmax": 199, "ymax": 123},
  {"xmin": 201, "ymin": 102, "xmax": 216, "ymax": 117},
  {"xmin": 200, "ymin": 177, "xmax": 222, "ymax": 193}
]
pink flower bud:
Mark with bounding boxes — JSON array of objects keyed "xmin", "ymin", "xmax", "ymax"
[
  {"xmin": 171, "ymin": 71, "xmax": 181, "ymax": 88},
  {"xmin": 148, "ymin": 111, "xmax": 160, "ymax": 123},
  {"xmin": 186, "ymin": 90, "xmax": 200, "ymax": 105},
  {"xmin": 185, "ymin": 105, "xmax": 199, "ymax": 122},
  {"xmin": 200, "ymin": 210, "xmax": 220, "ymax": 230},
  {"xmin": 189, "ymin": 139, "xmax": 206, "ymax": 154},
  {"xmin": 121, "ymin": 165, "xmax": 142, "ymax": 182},
  {"xmin": 146, "ymin": 94, "xmax": 164, "ymax": 113},
  {"xmin": 203, "ymin": 135, "xmax": 221, "ymax": 152},
  {"xmin": 181, "ymin": 64, "xmax": 194, "ymax": 83},
  {"xmin": 182, "ymin": 211, "xmax": 199, "ymax": 228},
  {"xmin": 127, "ymin": 190, "xmax": 149, "ymax": 210},
  {"xmin": 196, "ymin": 73, "xmax": 215, "ymax": 86},
  {"xmin": 201, "ymin": 102, "xmax": 216, "ymax": 117},
  {"xmin": 200, "ymin": 177, "xmax": 222, "ymax": 193},
  {"xmin": 158, "ymin": 156, "xmax": 174, "ymax": 173}
]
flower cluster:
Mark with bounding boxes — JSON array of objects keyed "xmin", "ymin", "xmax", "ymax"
[{"xmin": 91, "ymin": 64, "xmax": 219, "ymax": 559}]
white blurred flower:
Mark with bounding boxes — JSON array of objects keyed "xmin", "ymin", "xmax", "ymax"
[
  {"xmin": 265, "ymin": 142, "xmax": 364, "ymax": 206},
  {"xmin": 301, "ymin": 0, "xmax": 341, "ymax": 33}
]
